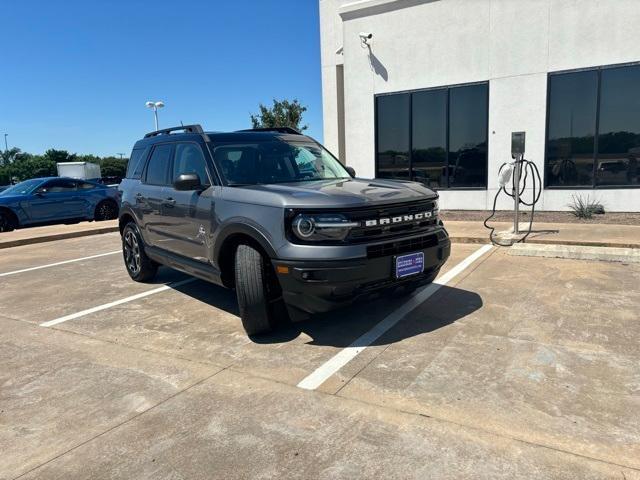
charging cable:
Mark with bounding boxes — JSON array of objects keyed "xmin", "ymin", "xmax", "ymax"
[{"xmin": 484, "ymin": 158, "xmax": 542, "ymax": 246}]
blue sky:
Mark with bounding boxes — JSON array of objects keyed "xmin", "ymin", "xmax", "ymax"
[{"xmin": 0, "ymin": 0, "xmax": 322, "ymax": 157}]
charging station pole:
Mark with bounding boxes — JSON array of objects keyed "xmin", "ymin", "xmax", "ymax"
[{"xmin": 511, "ymin": 132, "xmax": 526, "ymax": 236}]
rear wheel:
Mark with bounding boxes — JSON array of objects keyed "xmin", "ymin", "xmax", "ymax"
[
  {"xmin": 0, "ymin": 210, "xmax": 17, "ymax": 232},
  {"xmin": 122, "ymin": 223, "xmax": 158, "ymax": 282},
  {"xmin": 234, "ymin": 244, "xmax": 282, "ymax": 336},
  {"xmin": 95, "ymin": 200, "xmax": 118, "ymax": 221}
]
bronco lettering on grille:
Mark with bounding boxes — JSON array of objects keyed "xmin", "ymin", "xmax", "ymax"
[{"xmin": 363, "ymin": 210, "xmax": 433, "ymax": 227}]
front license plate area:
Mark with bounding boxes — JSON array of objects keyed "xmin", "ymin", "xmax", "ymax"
[{"xmin": 395, "ymin": 251, "xmax": 424, "ymax": 279}]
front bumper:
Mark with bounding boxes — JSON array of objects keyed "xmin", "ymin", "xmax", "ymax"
[{"xmin": 275, "ymin": 228, "xmax": 450, "ymax": 314}]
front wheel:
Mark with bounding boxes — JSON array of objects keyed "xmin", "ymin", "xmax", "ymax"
[
  {"xmin": 234, "ymin": 244, "xmax": 280, "ymax": 336},
  {"xmin": 0, "ymin": 210, "xmax": 17, "ymax": 232},
  {"xmin": 122, "ymin": 223, "xmax": 158, "ymax": 282}
]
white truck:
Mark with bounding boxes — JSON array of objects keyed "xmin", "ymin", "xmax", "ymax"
[{"xmin": 56, "ymin": 162, "xmax": 101, "ymax": 180}]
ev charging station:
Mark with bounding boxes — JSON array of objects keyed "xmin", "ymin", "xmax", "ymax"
[{"xmin": 484, "ymin": 131, "xmax": 542, "ymax": 246}]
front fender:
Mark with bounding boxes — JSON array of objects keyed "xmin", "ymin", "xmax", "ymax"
[{"xmin": 213, "ymin": 221, "xmax": 279, "ymax": 261}]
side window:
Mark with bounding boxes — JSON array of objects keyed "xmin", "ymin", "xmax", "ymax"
[
  {"xmin": 78, "ymin": 182, "xmax": 96, "ymax": 190},
  {"xmin": 144, "ymin": 144, "xmax": 173, "ymax": 186},
  {"xmin": 126, "ymin": 147, "xmax": 149, "ymax": 179},
  {"xmin": 214, "ymin": 146, "xmax": 258, "ymax": 185},
  {"xmin": 173, "ymin": 143, "xmax": 210, "ymax": 186},
  {"xmin": 39, "ymin": 179, "xmax": 77, "ymax": 193}
]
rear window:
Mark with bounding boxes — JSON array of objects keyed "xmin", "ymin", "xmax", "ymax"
[
  {"xmin": 144, "ymin": 144, "xmax": 173, "ymax": 186},
  {"xmin": 126, "ymin": 146, "xmax": 150, "ymax": 179}
]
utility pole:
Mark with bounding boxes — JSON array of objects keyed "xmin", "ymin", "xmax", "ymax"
[
  {"xmin": 3, "ymin": 134, "xmax": 7, "ymax": 152},
  {"xmin": 117, "ymin": 153, "xmax": 125, "ymax": 159}
]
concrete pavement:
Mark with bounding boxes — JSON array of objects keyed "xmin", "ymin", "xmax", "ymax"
[{"xmin": 1, "ymin": 234, "xmax": 639, "ymax": 478}]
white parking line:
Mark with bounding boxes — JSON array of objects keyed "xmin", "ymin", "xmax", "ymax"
[
  {"xmin": 40, "ymin": 278, "xmax": 198, "ymax": 327},
  {"xmin": 0, "ymin": 251, "xmax": 121, "ymax": 277},
  {"xmin": 297, "ymin": 244, "xmax": 494, "ymax": 391}
]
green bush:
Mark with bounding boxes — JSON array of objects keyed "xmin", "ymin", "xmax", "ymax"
[{"xmin": 569, "ymin": 194, "xmax": 605, "ymax": 219}]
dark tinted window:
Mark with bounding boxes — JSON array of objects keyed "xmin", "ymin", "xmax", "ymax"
[
  {"xmin": 173, "ymin": 143, "xmax": 210, "ymax": 186},
  {"xmin": 145, "ymin": 144, "xmax": 173, "ymax": 186},
  {"xmin": 448, "ymin": 84, "xmax": 488, "ymax": 188},
  {"xmin": 213, "ymin": 141, "xmax": 349, "ymax": 185},
  {"xmin": 546, "ymin": 70, "xmax": 598, "ymax": 187},
  {"xmin": 126, "ymin": 146, "xmax": 150, "ymax": 179},
  {"xmin": 78, "ymin": 182, "xmax": 96, "ymax": 190},
  {"xmin": 412, "ymin": 89, "xmax": 447, "ymax": 188},
  {"xmin": 376, "ymin": 94, "xmax": 410, "ymax": 180},
  {"xmin": 375, "ymin": 83, "xmax": 488, "ymax": 188},
  {"xmin": 39, "ymin": 179, "xmax": 77, "ymax": 193},
  {"xmin": 597, "ymin": 65, "xmax": 640, "ymax": 186}
]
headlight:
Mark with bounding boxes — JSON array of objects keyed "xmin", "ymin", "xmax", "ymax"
[{"xmin": 291, "ymin": 213, "xmax": 359, "ymax": 242}]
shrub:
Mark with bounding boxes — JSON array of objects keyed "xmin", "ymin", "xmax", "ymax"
[{"xmin": 569, "ymin": 194, "xmax": 604, "ymax": 219}]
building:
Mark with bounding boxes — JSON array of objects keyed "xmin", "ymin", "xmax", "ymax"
[{"xmin": 319, "ymin": 0, "xmax": 640, "ymax": 211}]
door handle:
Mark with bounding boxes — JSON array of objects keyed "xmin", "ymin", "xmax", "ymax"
[{"xmin": 163, "ymin": 197, "xmax": 176, "ymax": 208}]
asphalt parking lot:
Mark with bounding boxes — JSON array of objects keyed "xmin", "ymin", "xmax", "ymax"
[{"xmin": 1, "ymin": 233, "xmax": 639, "ymax": 479}]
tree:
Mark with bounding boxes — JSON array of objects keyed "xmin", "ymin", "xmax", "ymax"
[
  {"xmin": 0, "ymin": 147, "xmax": 22, "ymax": 167},
  {"xmin": 250, "ymin": 98, "xmax": 308, "ymax": 131},
  {"xmin": 43, "ymin": 149, "xmax": 76, "ymax": 164},
  {"xmin": 100, "ymin": 157, "xmax": 128, "ymax": 177}
]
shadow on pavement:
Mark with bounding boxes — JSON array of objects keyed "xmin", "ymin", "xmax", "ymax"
[
  {"xmin": 170, "ymin": 271, "xmax": 482, "ymax": 349},
  {"xmin": 255, "ymin": 285, "xmax": 482, "ymax": 348}
]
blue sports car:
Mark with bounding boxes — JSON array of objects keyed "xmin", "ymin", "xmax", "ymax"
[{"xmin": 0, "ymin": 177, "xmax": 120, "ymax": 232}]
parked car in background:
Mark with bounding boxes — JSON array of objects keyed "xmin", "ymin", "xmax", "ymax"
[
  {"xmin": 0, "ymin": 177, "xmax": 119, "ymax": 232},
  {"xmin": 98, "ymin": 176, "xmax": 123, "ymax": 187}
]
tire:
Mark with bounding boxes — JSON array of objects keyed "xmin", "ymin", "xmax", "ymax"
[
  {"xmin": 95, "ymin": 200, "xmax": 118, "ymax": 221},
  {"xmin": 0, "ymin": 210, "xmax": 17, "ymax": 233},
  {"xmin": 234, "ymin": 244, "xmax": 278, "ymax": 336},
  {"xmin": 122, "ymin": 222, "xmax": 158, "ymax": 282}
]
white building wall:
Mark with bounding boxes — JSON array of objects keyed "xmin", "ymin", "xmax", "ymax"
[{"xmin": 320, "ymin": 0, "xmax": 640, "ymax": 211}]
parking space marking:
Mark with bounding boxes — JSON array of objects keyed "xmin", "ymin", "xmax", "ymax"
[
  {"xmin": 40, "ymin": 278, "xmax": 198, "ymax": 327},
  {"xmin": 297, "ymin": 244, "xmax": 494, "ymax": 391},
  {"xmin": 0, "ymin": 251, "xmax": 121, "ymax": 278}
]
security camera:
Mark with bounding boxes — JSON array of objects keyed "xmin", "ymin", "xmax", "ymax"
[{"xmin": 359, "ymin": 32, "xmax": 373, "ymax": 45}]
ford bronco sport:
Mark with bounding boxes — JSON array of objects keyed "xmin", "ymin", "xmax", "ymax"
[{"xmin": 119, "ymin": 125, "xmax": 450, "ymax": 335}]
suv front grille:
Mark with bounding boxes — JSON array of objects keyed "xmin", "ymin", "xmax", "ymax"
[
  {"xmin": 367, "ymin": 233, "xmax": 439, "ymax": 259},
  {"xmin": 345, "ymin": 200, "xmax": 438, "ymax": 244}
]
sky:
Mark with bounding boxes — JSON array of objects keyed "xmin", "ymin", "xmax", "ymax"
[{"xmin": 0, "ymin": 0, "xmax": 323, "ymax": 157}]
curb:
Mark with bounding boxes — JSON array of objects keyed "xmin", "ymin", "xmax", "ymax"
[
  {"xmin": 508, "ymin": 243, "xmax": 640, "ymax": 263},
  {"xmin": 0, "ymin": 226, "xmax": 119, "ymax": 250},
  {"xmin": 449, "ymin": 236, "xmax": 640, "ymax": 250}
]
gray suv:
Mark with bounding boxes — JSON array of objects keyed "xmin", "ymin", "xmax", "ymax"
[{"xmin": 119, "ymin": 125, "xmax": 450, "ymax": 335}]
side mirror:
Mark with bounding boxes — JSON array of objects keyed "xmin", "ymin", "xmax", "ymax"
[
  {"xmin": 174, "ymin": 173, "xmax": 203, "ymax": 191},
  {"xmin": 345, "ymin": 166, "xmax": 356, "ymax": 177}
]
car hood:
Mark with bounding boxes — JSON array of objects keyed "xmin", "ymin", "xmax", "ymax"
[
  {"xmin": 0, "ymin": 194, "xmax": 27, "ymax": 204},
  {"xmin": 221, "ymin": 178, "xmax": 437, "ymax": 209}
]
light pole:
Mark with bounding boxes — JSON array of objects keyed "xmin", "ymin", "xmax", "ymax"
[
  {"xmin": 145, "ymin": 101, "xmax": 165, "ymax": 131},
  {"xmin": 3, "ymin": 134, "xmax": 10, "ymax": 185}
]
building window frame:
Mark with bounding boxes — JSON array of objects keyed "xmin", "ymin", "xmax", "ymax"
[
  {"xmin": 544, "ymin": 61, "xmax": 640, "ymax": 190},
  {"xmin": 374, "ymin": 80, "xmax": 490, "ymax": 190}
]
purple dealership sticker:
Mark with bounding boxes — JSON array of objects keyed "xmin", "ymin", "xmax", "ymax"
[{"xmin": 396, "ymin": 252, "xmax": 425, "ymax": 278}]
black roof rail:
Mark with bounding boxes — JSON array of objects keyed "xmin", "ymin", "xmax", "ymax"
[
  {"xmin": 236, "ymin": 127, "xmax": 302, "ymax": 135},
  {"xmin": 144, "ymin": 124, "xmax": 204, "ymax": 138}
]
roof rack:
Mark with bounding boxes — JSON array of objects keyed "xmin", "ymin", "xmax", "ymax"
[
  {"xmin": 144, "ymin": 124, "xmax": 204, "ymax": 138},
  {"xmin": 236, "ymin": 127, "xmax": 302, "ymax": 135}
]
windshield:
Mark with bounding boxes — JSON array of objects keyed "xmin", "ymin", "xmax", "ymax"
[
  {"xmin": 211, "ymin": 140, "xmax": 350, "ymax": 185},
  {"xmin": 0, "ymin": 179, "xmax": 44, "ymax": 196}
]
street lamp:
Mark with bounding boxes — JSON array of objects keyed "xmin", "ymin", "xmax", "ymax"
[
  {"xmin": 145, "ymin": 101, "xmax": 165, "ymax": 131},
  {"xmin": 3, "ymin": 134, "xmax": 7, "ymax": 152}
]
